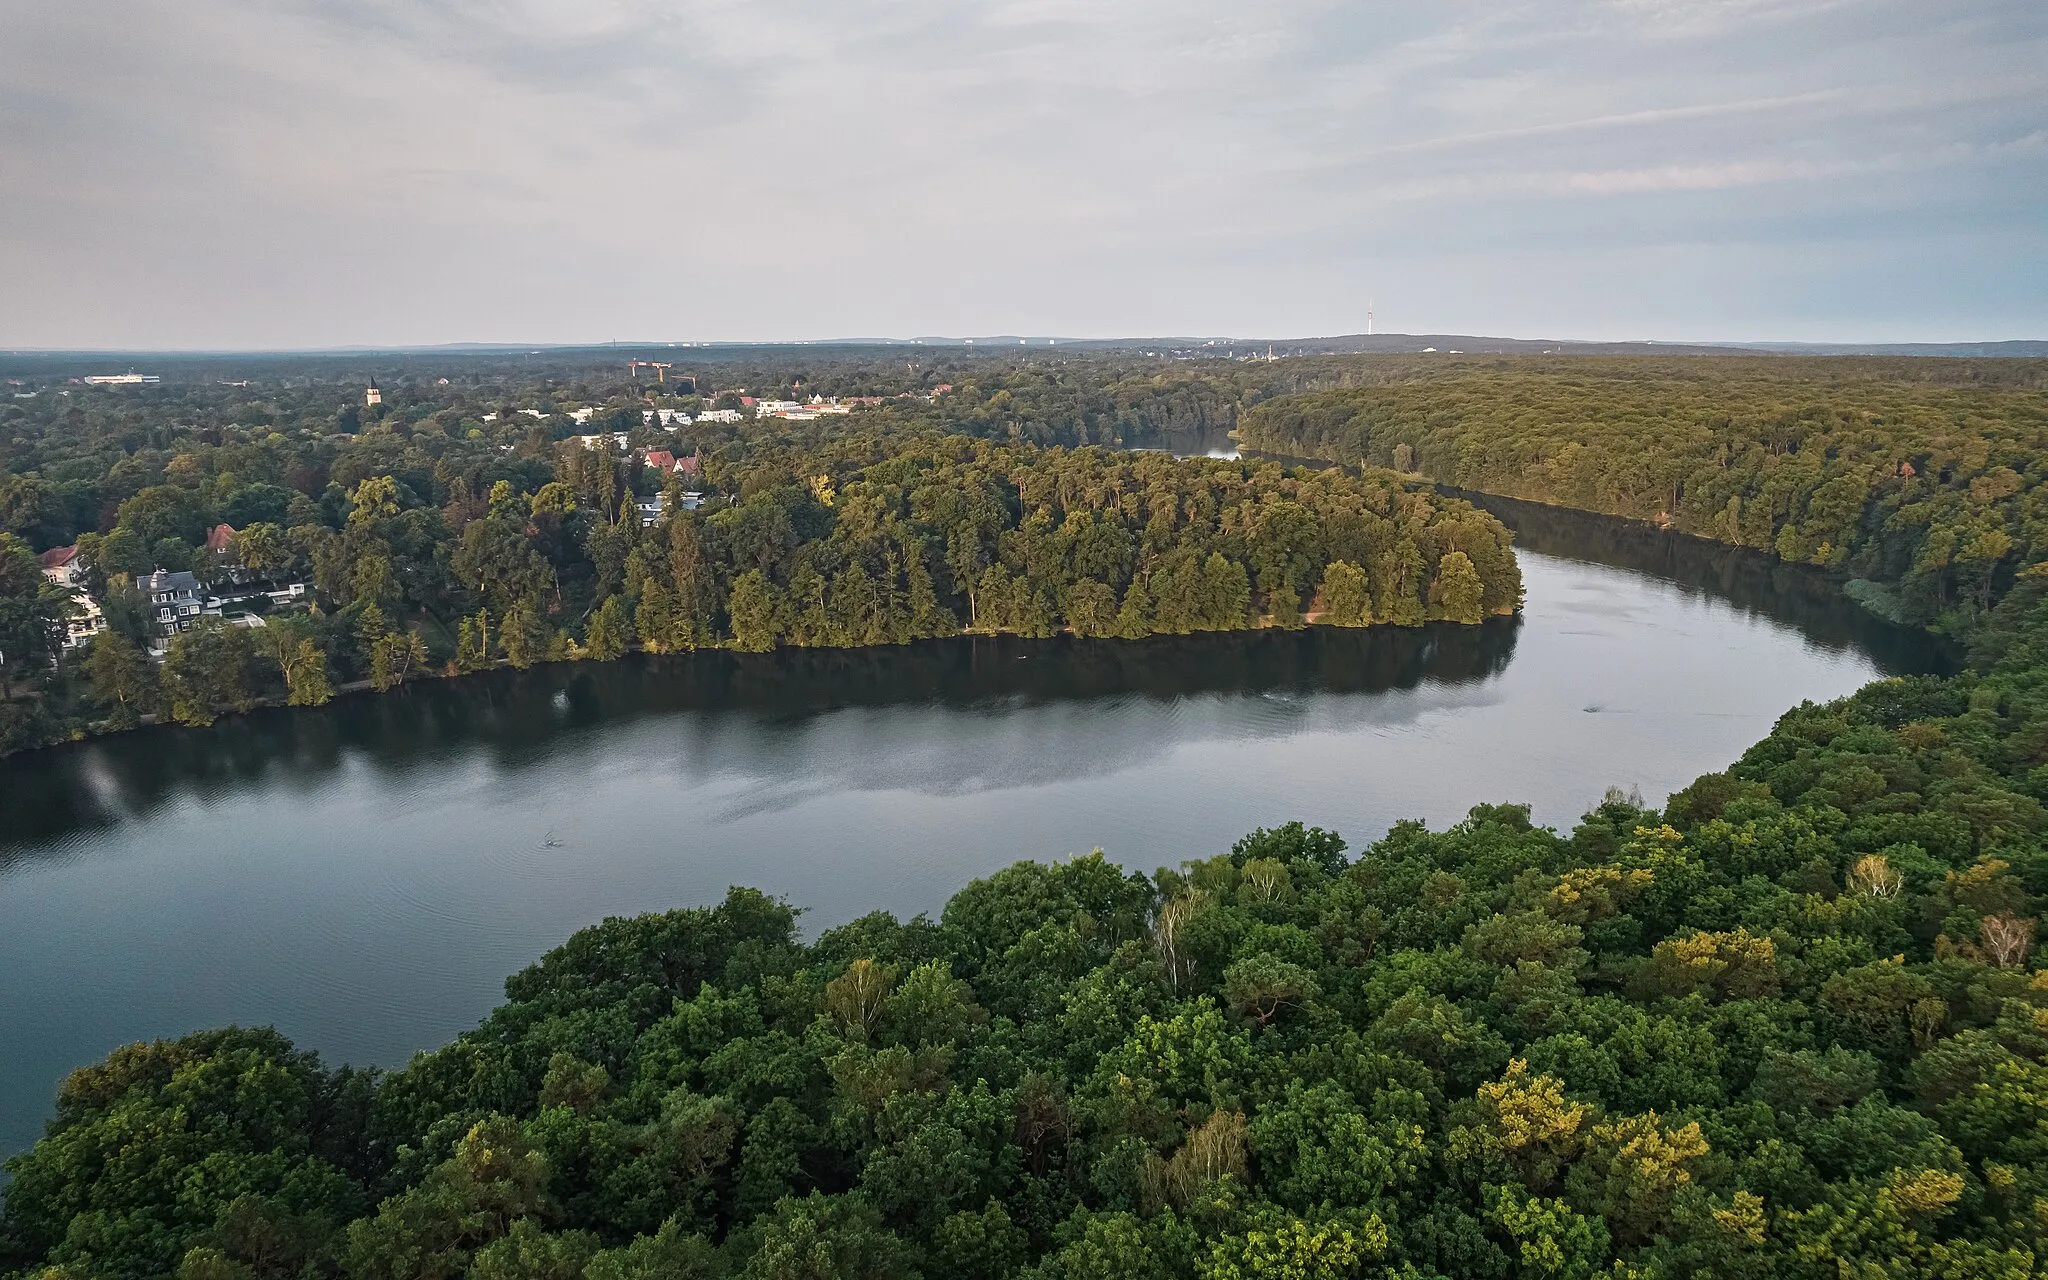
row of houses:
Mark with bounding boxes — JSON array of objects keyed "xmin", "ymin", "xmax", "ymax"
[
  {"xmin": 501, "ymin": 384, "xmax": 958, "ymax": 432},
  {"xmin": 39, "ymin": 525, "xmax": 311, "ymax": 659},
  {"xmin": 566, "ymin": 435, "xmax": 706, "ymax": 479},
  {"xmin": 572, "ymin": 387, "xmax": 956, "ymax": 429}
]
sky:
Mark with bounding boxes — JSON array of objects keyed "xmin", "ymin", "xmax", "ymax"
[{"xmin": 2, "ymin": 0, "xmax": 2043, "ymax": 348}]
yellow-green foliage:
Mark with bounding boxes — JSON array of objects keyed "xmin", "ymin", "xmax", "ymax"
[{"xmin": 1240, "ymin": 357, "xmax": 2048, "ymax": 626}]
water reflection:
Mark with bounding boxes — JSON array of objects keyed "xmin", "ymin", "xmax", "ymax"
[
  {"xmin": 1451, "ymin": 489, "xmax": 1956, "ymax": 674},
  {"xmin": 0, "ymin": 497, "xmax": 1954, "ymax": 1158},
  {"xmin": 2, "ymin": 623, "xmax": 1519, "ymax": 856}
]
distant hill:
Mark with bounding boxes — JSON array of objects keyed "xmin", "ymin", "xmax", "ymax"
[
  {"xmin": 834, "ymin": 334, "xmax": 2048, "ymax": 358},
  {"xmin": 1191, "ymin": 334, "xmax": 1749, "ymax": 357},
  {"xmin": 1729, "ymin": 340, "xmax": 2048, "ymax": 358},
  {"xmin": 6, "ymin": 335, "xmax": 2042, "ymax": 361}
]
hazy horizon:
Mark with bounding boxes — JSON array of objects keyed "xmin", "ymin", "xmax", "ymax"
[
  {"xmin": 4, "ymin": 332, "xmax": 2043, "ymax": 359},
  {"xmin": 5, "ymin": 1, "xmax": 2043, "ymax": 349}
]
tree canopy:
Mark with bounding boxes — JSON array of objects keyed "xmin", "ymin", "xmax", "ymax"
[{"xmin": 1236, "ymin": 358, "xmax": 2048, "ymax": 633}]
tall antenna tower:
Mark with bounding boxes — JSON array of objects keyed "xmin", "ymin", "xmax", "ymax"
[{"xmin": 1367, "ymin": 298, "xmax": 1375, "ymax": 336}]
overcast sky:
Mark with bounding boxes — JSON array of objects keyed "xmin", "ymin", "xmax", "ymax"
[{"xmin": 2, "ymin": 0, "xmax": 2042, "ymax": 348}]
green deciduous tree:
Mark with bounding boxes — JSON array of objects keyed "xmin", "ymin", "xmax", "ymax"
[
  {"xmin": 84, "ymin": 629, "xmax": 157, "ymax": 726},
  {"xmin": 1433, "ymin": 551, "xmax": 1485, "ymax": 624},
  {"xmin": 160, "ymin": 618, "xmax": 259, "ymax": 726}
]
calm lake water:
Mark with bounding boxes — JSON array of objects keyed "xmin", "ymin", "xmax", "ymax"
[{"xmin": 0, "ymin": 499, "xmax": 1946, "ymax": 1155}]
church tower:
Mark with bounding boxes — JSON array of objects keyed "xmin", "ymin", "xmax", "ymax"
[{"xmin": 365, "ymin": 378, "xmax": 382, "ymax": 407}]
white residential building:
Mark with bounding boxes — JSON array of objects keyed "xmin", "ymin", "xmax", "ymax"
[
  {"xmin": 39, "ymin": 546, "xmax": 105, "ymax": 650},
  {"xmin": 206, "ymin": 581, "xmax": 310, "ymax": 616}
]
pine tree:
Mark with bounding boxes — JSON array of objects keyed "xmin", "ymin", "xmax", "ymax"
[
  {"xmin": 635, "ymin": 581, "xmax": 677, "ymax": 654},
  {"xmin": 369, "ymin": 630, "xmax": 425, "ymax": 691},
  {"xmin": 1114, "ymin": 578, "xmax": 1154, "ymax": 640},
  {"xmin": 973, "ymin": 566, "xmax": 1017, "ymax": 633},
  {"xmin": 1150, "ymin": 551, "xmax": 1202, "ymax": 634},
  {"xmin": 1374, "ymin": 540, "xmax": 1428, "ymax": 627},
  {"xmin": 1199, "ymin": 552, "xmax": 1251, "ymax": 631},
  {"xmin": 585, "ymin": 594, "xmax": 630, "ymax": 661},
  {"xmin": 904, "ymin": 547, "xmax": 958, "ymax": 638},
  {"xmin": 455, "ymin": 610, "xmax": 493, "ymax": 672},
  {"xmin": 503, "ymin": 599, "xmax": 548, "ymax": 668},
  {"xmin": 727, "ymin": 571, "xmax": 780, "ymax": 653}
]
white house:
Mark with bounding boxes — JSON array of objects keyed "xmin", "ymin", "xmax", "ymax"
[{"xmin": 39, "ymin": 546, "xmax": 105, "ymax": 650}]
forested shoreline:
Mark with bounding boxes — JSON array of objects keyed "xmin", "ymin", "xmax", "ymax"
[
  {"xmin": 0, "ymin": 422, "xmax": 1521, "ymax": 755},
  {"xmin": 7, "ymin": 354, "xmax": 2040, "ymax": 757},
  {"xmin": 1234, "ymin": 358, "xmax": 2048, "ymax": 636},
  {"xmin": 4, "ymin": 562, "xmax": 2045, "ymax": 1279}
]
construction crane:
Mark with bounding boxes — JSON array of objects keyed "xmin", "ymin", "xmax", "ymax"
[{"xmin": 627, "ymin": 360, "xmax": 675, "ymax": 383}]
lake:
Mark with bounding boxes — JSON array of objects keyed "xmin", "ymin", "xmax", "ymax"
[{"xmin": 0, "ymin": 500, "xmax": 1946, "ymax": 1155}]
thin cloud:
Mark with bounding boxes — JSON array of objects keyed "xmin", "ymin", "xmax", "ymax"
[{"xmin": 0, "ymin": 0, "xmax": 2041, "ymax": 346}]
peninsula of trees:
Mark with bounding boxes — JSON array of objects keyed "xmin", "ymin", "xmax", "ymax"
[{"xmin": 0, "ymin": 369, "xmax": 1520, "ymax": 753}]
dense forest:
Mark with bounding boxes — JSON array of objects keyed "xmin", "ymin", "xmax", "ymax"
[
  {"xmin": 4, "ymin": 565, "xmax": 2045, "ymax": 1279},
  {"xmin": 9, "ymin": 350, "xmax": 2048, "ymax": 759},
  {"xmin": 0, "ymin": 354, "xmax": 1524, "ymax": 755},
  {"xmin": 6, "ymin": 352, "xmax": 2048, "ymax": 1275},
  {"xmin": 1234, "ymin": 358, "xmax": 2048, "ymax": 633}
]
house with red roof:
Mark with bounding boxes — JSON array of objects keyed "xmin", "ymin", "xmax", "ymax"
[{"xmin": 39, "ymin": 545, "xmax": 80, "ymax": 581}]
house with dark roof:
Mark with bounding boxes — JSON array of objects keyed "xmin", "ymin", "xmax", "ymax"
[{"xmin": 142, "ymin": 568, "xmax": 203, "ymax": 653}]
